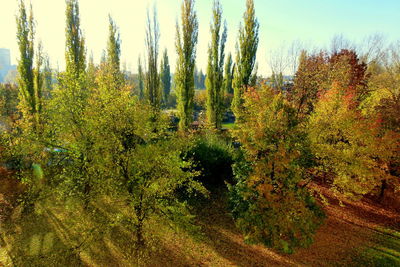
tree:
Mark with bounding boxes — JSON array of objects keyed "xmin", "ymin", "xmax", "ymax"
[
  {"xmin": 231, "ymin": 0, "xmax": 259, "ymax": 120},
  {"xmin": 205, "ymin": 0, "xmax": 227, "ymax": 129},
  {"xmin": 48, "ymin": 0, "xmax": 90, "ymax": 203},
  {"xmin": 16, "ymin": 0, "xmax": 41, "ymax": 130},
  {"xmin": 223, "ymin": 52, "xmax": 234, "ymax": 94},
  {"xmin": 175, "ymin": 0, "xmax": 199, "ymax": 131},
  {"xmin": 160, "ymin": 49, "xmax": 171, "ymax": 104},
  {"xmin": 308, "ymin": 83, "xmax": 396, "ymax": 199},
  {"xmin": 291, "ymin": 51, "xmax": 329, "ymax": 116},
  {"xmin": 137, "ymin": 56, "xmax": 144, "ymax": 100},
  {"xmin": 144, "ymin": 7, "xmax": 161, "ymax": 109},
  {"xmin": 65, "ymin": 0, "xmax": 86, "ymax": 78},
  {"xmin": 229, "ymin": 85, "xmax": 324, "ymax": 254},
  {"xmin": 105, "ymin": 15, "xmax": 123, "ymax": 90}
]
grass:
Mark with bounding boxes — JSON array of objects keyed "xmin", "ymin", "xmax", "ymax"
[{"xmin": 221, "ymin": 122, "xmax": 235, "ymax": 130}]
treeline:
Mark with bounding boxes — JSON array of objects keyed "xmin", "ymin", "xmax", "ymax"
[{"xmin": 0, "ymin": 0, "xmax": 399, "ymax": 263}]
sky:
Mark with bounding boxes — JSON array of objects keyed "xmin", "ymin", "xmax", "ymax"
[{"xmin": 0, "ymin": 0, "xmax": 399, "ymax": 76}]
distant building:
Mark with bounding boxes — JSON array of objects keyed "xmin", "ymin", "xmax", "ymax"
[{"xmin": 0, "ymin": 48, "xmax": 17, "ymax": 83}]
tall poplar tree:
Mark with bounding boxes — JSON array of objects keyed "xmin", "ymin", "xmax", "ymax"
[
  {"xmin": 231, "ymin": 0, "xmax": 259, "ymax": 120},
  {"xmin": 65, "ymin": 0, "xmax": 86, "ymax": 78},
  {"xmin": 137, "ymin": 56, "xmax": 144, "ymax": 99},
  {"xmin": 98, "ymin": 15, "xmax": 123, "ymax": 90},
  {"xmin": 175, "ymin": 0, "xmax": 198, "ymax": 130},
  {"xmin": 206, "ymin": 0, "xmax": 227, "ymax": 128},
  {"xmin": 16, "ymin": 0, "xmax": 40, "ymax": 128},
  {"xmin": 223, "ymin": 52, "xmax": 234, "ymax": 94},
  {"xmin": 107, "ymin": 15, "xmax": 122, "ymax": 86},
  {"xmin": 144, "ymin": 7, "xmax": 161, "ymax": 108},
  {"xmin": 160, "ymin": 49, "xmax": 171, "ymax": 104}
]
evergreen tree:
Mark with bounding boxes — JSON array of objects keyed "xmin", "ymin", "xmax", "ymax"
[
  {"xmin": 175, "ymin": 0, "xmax": 199, "ymax": 130},
  {"xmin": 160, "ymin": 49, "xmax": 171, "ymax": 104},
  {"xmin": 199, "ymin": 69, "xmax": 205, "ymax": 89},
  {"xmin": 231, "ymin": 0, "xmax": 259, "ymax": 120},
  {"xmin": 223, "ymin": 52, "xmax": 234, "ymax": 94},
  {"xmin": 144, "ymin": 7, "xmax": 161, "ymax": 108},
  {"xmin": 137, "ymin": 56, "xmax": 144, "ymax": 100},
  {"xmin": 205, "ymin": 0, "xmax": 227, "ymax": 128},
  {"xmin": 194, "ymin": 65, "xmax": 199, "ymax": 89}
]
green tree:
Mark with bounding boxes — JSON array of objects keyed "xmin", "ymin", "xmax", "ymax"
[
  {"xmin": 175, "ymin": 0, "xmax": 199, "ymax": 130},
  {"xmin": 223, "ymin": 52, "xmax": 234, "ymax": 94},
  {"xmin": 48, "ymin": 0, "xmax": 90, "ymax": 202},
  {"xmin": 16, "ymin": 0, "xmax": 41, "ymax": 130},
  {"xmin": 205, "ymin": 0, "xmax": 227, "ymax": 129},
  {"xmin": 137, "ymin": 56, "xmax": 145, "ymax": 100},
  {"xmin": 144, "ymin": 7, "xmax": 161, "ymax": 108},
  {"xmin": 231, "ymin": 0, "xmax": 259, "ymax": 120},
  {"xmin": 105, "ymin": 15, "xmax": 123, "ymax": 90},
  {"xmin": 160, "ymin": 49, "xmax": 171, "ymax": 104},
  {"xmin": 229, "ymin": 85, "xmax": 324, "ymax": 254}
]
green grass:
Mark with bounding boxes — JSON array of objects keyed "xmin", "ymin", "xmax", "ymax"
[
  {"xmin": 222, "ymin": 122, "xmax": 235, "ymax": 130},
  {"xmin": 350, "ymin": 228, "xmax": 400, "ymax": 267}
]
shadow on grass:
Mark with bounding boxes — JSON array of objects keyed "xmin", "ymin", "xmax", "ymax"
[
  {"xmin": 189, "ymin": 188, "xmax": 295, "ymax": 267},
  {"xmin": 352, "ymin": 230, "xmax": 400, "ymax": 267}
]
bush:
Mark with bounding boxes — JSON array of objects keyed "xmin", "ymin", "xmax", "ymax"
[{"xmin": 184, "ymin": 131, "xmax": 235, "ymax": 189}]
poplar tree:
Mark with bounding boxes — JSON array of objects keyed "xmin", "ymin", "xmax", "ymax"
[
  {"xmin": 144, "ymin": 7, "xmax": 161, "ymax": 108},
  {"xmin": 16, "ymin": 0, "xmax": 40, "ymax": 128},
  {"xmin": 223, "ymin": 52, "xmax": 234, "ymax": 94},
  {"xmin": 160, "ymin": 49, "xmax": 171, "ymax": 104},
  {"xmin": 231, "ymin": 0, "xmax": 259, "ymax": 120},
  {"xmin": 206, "ymin": 0, "xmax": 227, "ymax": 129},
  {"xmin": 65, "ymin": 0, "xmax": 86, "ymax": 78},
  {"xmin": 137, "ymin": 56, "xmax": 144, "ymax": 99},
  {"xmin": 99, "ymin": 15, "xmax": 123, "ymax": 90},
  {"xmin": 175, "ymin": 0, "xmax": 198, "ymax": 131}
]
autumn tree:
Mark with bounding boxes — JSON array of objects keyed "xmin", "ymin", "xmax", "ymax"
[
  {"xmin": 229, "ymin": 85, "xmax": 324, "ymax": 254},
  {"xmin": 160, "ymin": 49, "xmax": 171, "ymax": 104},
  {"xmin": 205, "ymin": 0, "xmax": 227, "ymax": 128},
  {"xmin": 308, "ymin": 83, "xmax": 396, "ymax": 199},
  {"xmin": 291, "ymin": 51, "xmax": 329, "ymax": 116},
  {"xmin": 231, "ymin": 0, "xmax": 259, "ymax": 120},
  {"xmin": 175, "ymin": 0, "xmax": 198, "ymax": 130}
]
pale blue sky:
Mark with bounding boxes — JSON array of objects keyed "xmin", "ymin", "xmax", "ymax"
[{"xmin": 0, "ymin": 0, "xmax": 399, "ymax": 75}]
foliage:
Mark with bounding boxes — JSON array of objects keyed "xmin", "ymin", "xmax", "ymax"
[
  {"xmin": 16, "ymin": 0, "xmax": 43, "ymax": 132},
  {"xmin": 160, "ymin": 49, "xmax": 172, "ymax": 104},
  {"xmin": 175, "ymin": 0, "xmax": 198, "ymax": 131},
  {"xmin": 223, "ymin": 52, "xmax": 234, "ymax": 95},
  {"xmin": 144, "ymin": 7, "xmax": 161, "ymax": 109},
  {"xmin": 231, "ymin": 0, "xmax": 259, "ymax": 120},
  {"xmin": 184, "ymin": 130, "xmax": 234, "ymax": 188},
  {"xmin": 229, "ymin": 85, "xmax": 324, "ymax": 253},
  {"xmin": 0, "ymin": 83, "xmax": 19, "ymax": 119},
  {"xmin": 205, "ymin": 0, "xmax": 227, "ymax": 129},
  {"xmin": 308, "ymin": 84, "xmax": 397, "ymax": 198},
  {"xmin": 137, "ymin": 56, "xmax": 145, "ymax": 100}
]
